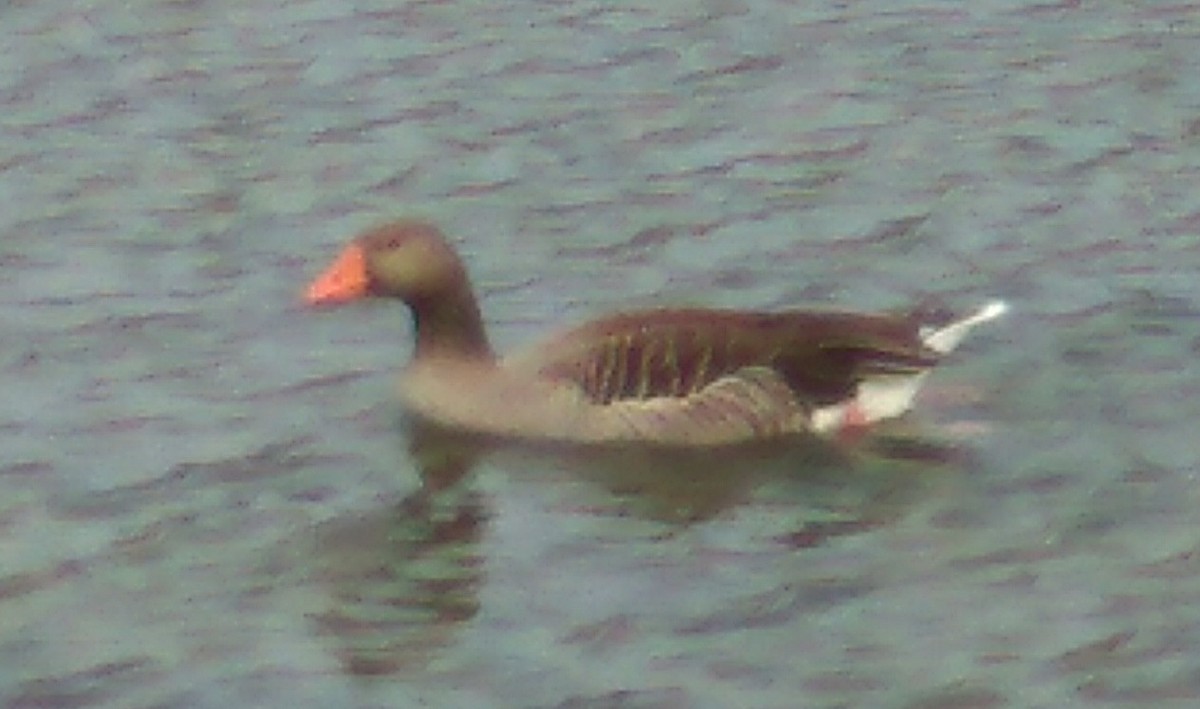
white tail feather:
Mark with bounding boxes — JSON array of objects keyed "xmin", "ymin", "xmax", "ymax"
[
  {"xmin": 813, "ymin": 300, "xmax": 1008, "ymax": 433},
  {"xmin": 920, "ymin": 300, "xmax": 1009, "ymax": 354}
]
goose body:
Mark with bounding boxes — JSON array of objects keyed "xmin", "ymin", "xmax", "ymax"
[{"xmin": 306, "ymin": 220, "xmax": 1006, "ymax": 446}]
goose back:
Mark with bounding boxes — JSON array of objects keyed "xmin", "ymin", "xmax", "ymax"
[{"xmin": 508, "ymin": 308, "xmax": 939, "ymax": 408}]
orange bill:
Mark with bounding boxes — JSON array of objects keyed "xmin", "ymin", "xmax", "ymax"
[{"xmin": 305, "ymin": 243, "xmax": 369, "ymax": 305}]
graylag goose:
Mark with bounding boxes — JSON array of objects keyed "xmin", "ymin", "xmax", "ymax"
[{"xmin": 306, "ymin": 220, "xmax": 1006, "ymax": 446}]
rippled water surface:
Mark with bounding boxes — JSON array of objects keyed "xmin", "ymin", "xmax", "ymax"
[{"xmin": 4, "ymin": 1, "xmax": 1200, "ymax": 707}]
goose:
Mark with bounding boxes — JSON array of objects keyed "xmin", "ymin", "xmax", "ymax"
[{"xmin": 306, "ymin": 220, "xmax": 1006, "ymax": 446}]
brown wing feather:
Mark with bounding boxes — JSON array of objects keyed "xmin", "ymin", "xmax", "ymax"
[
  {"xmin": 596, "ymin": 366, "xmax": 814, "ymax": 444},
  {"xmin": 509, "ymin": 308, "xmax": 938, "ymax": 406}
]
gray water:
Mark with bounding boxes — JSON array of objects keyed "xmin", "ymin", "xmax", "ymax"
[{"xmin": 4, "ymin": 1, "xmax": 1200, "ymax": 707}]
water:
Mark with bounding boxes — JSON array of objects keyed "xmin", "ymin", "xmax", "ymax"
[{"xmin": 3, "ymin": 1, "xmax": 1200, "ymax": 706}]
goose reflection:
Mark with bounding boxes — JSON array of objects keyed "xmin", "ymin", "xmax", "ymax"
[
  {"xmin": 305, "ymin": 422, "xmax": 488, "ymax": 676},
  {"xmin": 305, "ymin": 416, "xmax": 966, "ymax": 676}
]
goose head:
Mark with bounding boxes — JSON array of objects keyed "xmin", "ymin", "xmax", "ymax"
[{"xmin": 306, "ymin": 220, "xmax": 494, "ymax": 361}]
